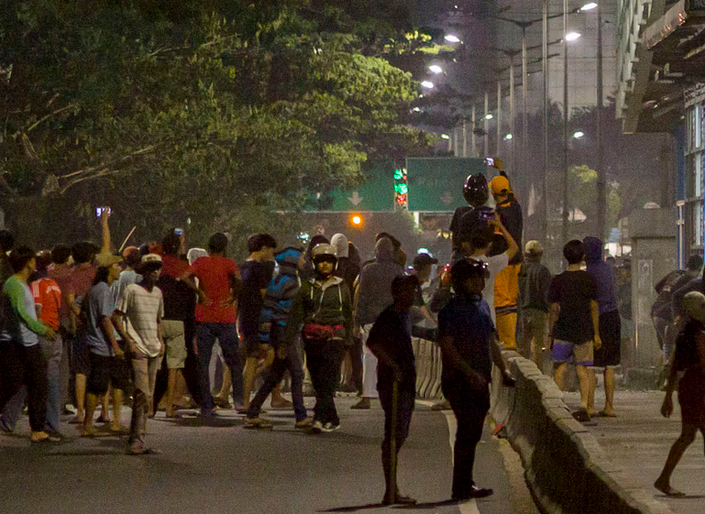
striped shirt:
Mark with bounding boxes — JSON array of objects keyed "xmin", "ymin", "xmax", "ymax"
[{"xmin": 116, "ymin": 284, "xmax": 164, "ymax": 358}]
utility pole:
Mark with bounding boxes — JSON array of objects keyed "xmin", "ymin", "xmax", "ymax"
[
  {"xmin": 497, "ymin": 78, "xmax": 502, "ymax": 156},
  {"xmin": 471, "ymin": 104, "xmax": 477, "ymax": 157},
  {"xmin": 596, "ymin": 2, "xmax": 606, "ymax": 240},
  {"xmin": 542, "ymin": 0, "xmax": 550, "ymax": 244},
  {"xmin": 484, "ymin": 91, "xmax": 490, "ymax": 157}
]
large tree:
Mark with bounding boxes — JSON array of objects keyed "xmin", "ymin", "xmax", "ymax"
[{"xmin": 0, "ymin": 0, "xmax": 433, "ymax": 247}]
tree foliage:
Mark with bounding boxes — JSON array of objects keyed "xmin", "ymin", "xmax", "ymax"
[{"xmin": 0, "ymin": 0, "xmax": 433, "ymax": 244}]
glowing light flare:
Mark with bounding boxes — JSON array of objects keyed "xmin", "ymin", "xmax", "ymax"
[{"xmin": 565, "ymin": 32, "xmax": 582, "ymax": 42}]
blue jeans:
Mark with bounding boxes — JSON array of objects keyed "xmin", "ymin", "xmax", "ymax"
[
  {"xmin": 0, "ymin": 335, "xmax": 61, "ymax": 432},
  {"xmin": 196, "ymin": 323, "xmax": 243, "ymax": 414},
  {"xmin": 247, "ymin": 326, "xmax": 307, "ymax": 421}
]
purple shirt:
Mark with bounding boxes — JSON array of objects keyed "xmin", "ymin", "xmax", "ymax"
[{"xmin": 585, "ymin": 261, "xmax": 618, "ymax": 315}]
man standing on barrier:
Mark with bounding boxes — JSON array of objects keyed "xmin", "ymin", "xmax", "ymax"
[
  {"xmin": 366, "ymin": 275, "xmax": 420, "ymax": 506},
  {"xmin": 438, "ymin": 258, "xmax": 514, "ymax": 501}
]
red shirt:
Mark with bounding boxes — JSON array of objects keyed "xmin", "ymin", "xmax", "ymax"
[
  {"xmin": 48, "ymin": 263, "xmax": 73, "ymax": 323},
  {"xmin": 31, "ymin": 278, "xmax": 62, "ymax": 330},
  {"xmin": 190, "ymin": 256, "xmax": 239, "ymax": 323},
  {"xmin": 67, "ymin": 264, "xmax": 97, "ymax": 300},
  {"xmin": 162, "ymin": 254, "xmax": 190, "ymax": 280}
]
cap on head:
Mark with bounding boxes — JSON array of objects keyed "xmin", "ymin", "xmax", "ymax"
[
  {"xmin": 413, "ymin": 253, "xmax": 438, "ymax": 269},
  {"xmin": 684, "ymin": 291, "xmax": 705, "ymax": 323},
  {"xmin": 138, "ymin": 253, "xmax": 163, "ymax": 273},
  {"xmin": 490, "ymin": 176, "xmax": 510, "ymax": 196},
  {"xmin": 463, "ymin": 173, "xmax": 489, "ymax": 207},
  {"xmin": 525, "ymin": 240, "xmax": 543, "ymax": 256}
]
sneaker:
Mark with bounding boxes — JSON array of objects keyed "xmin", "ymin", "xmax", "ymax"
[
  {"xmin": 295, "ymin": 417, "xmax": 313, "ymax": 429},
  {"xmin": 243, "ymin": 417, "xmax": 273, "ymax": 430},
  {"xmin": 321, "ymin": 422, "xmax": 340, "ymax": 433},
  {"xmin": 311, "ymin": 420, "xmax": 323, "ymax": 434}
]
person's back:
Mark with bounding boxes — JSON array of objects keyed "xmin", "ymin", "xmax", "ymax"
[
  {"xmin": 549, "ymin": 269, "xmax": 596, "ymax": 344},
  {"xmin": 356, "ymin": 238, "xmax": 404, "ymax": 326},
  {"xmin": 519, "ymin": 254, "xmax": 551, "ymax": 312},
  {"xmin": 190, "ymin": 254, "xmax": 238, "ymax": 323},
  {"xmin": 583, "ymin": 237, "xmax": 617, "ymax": 315}
]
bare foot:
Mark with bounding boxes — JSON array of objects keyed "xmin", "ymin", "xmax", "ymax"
[{"xmin": 655, "ymin": 479, "xmax": 685, "ymax": 497}]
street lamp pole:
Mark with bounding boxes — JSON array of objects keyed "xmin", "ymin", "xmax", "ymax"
[
  {"xmin": 596, "ymin": 2, "xmax": 606, "ymax": 240},
  {"xmin": 542, "ymin": 0, "xmax": 550, "ymax": 244},
  {"xmin": 484, "ymin": 91, "xmax": 490, "ymax": 156},
  {"xmin": 471, "ymin": 104, "xmax": 477, "ymax": 157},
  {"xmin": 522, "ymin": 26, "xmax": 529, "ymax": 202},
  {"xmin": 562, "ymin": 0, "xmax": 570, "ymax": 245},
  {"xmin": 510, "ymin": 60, "xmax": 516, "ymax": 172},
  {"xmin": 497, "ymin": 78, "xmax": 502, "ymax": 156}
]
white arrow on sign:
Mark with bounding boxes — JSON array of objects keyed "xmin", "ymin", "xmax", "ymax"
[
  {"xmin": 441, "ymin": 191, "xmax": 453, "ymax": 205},
  {"xmin": 348, "ymin": 191, "xmax": 364, "ymax": 206}
]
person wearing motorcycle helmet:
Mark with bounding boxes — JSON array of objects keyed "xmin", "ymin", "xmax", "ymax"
[
  {"xmin": 283, "ymin": 244, "xmax": 353, "ymax": 434},
  {"xmin": 450, "ymin": 174, "xmax": 494, "ymax": 262},
  {"xmin": 438, "ymin": 257, "xmax": 514, "ymax": 501}
]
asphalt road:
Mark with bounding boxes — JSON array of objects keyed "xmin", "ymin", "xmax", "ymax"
[{"xmin": 1, "ymin": 396, "xmax": 539, "ymax": 514}]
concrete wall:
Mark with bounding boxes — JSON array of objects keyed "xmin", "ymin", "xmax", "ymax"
[{"xmin": 489, "ymin": 350, "xmax": 673, "ymax": 514}]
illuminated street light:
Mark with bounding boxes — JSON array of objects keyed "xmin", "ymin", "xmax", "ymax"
[
  {"xmin": 420, "ymin": 80, "xmax": 434, "ymax": 89},
  {"xmin": 573, "ymin": 130, "xmax": 585, "ymax": 139},
  {"xmin": 504, "ymin": 133, "xmax": 513, "ymax": 140},
  {"xmin": 565, "ymin": 32, "xmax": 582, "ymax": 42},
  {"xmin": 429, "ymin": 65, "xmax": 443, "ymax": 74},
  {"xmin": 441, "ymin": 134, "xmax": 450, "ymax": 140},
  {"xmin": 444, "ymin": 34, "xmax": 461, "ymax": 43},
  {"xmin": 485, "ymin": 113, "xmax": 494, "ymax": 120},
  {"xmin": 580, "ymin": 2, "xmax": 598, "ymax": 11},
  {"xmin": 351, "ymin": 215, "xmax": 363, "ymax": 226}
]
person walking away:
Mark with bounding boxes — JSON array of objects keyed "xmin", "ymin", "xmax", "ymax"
[
  {"xmin": 0, "ymin": 246, "xmax": 58, "ymax": 443},
  {"xmin": 244, "ymin": 247, "xmax": 312, "ymax": 429},
  {"xmin": 155, "ymin": 230, "xmax": 200, "ymax": 417},
  {"xmin": 48, "ymin": 244, "xmax": 74, "ymax": 415},
  {"xmin": 366, "ymin": 275, "xmax": 420, "ymax": 506},
  {"xmin": 655, "ymin": 291, "xmax": 705, "ymax": 497},
  {"xmin": 239, "ymin": 234, "xmax": 287, "ymax": 412},
  {"xmin": 113, "ymin": 254, "xmax": 165, "ymax": 454},
  {"xmin": 584, "ymin": 237, "xmax": 621, "ymax": 418},
  {"xmin": 188, "ymin": 233, "xmax": 243, "ymax": 418},
  {"xmin": 549, "ymin": 240, "xmax": 601, "ymax": 420},
  {"xmin": 519, "ymin": 241, "xmax": 552, "ymax": 370},
  {"xmin": 352, "ymin": 237, "xmax": 404, "ymax": 410},
  {"xmin": 81, "ymin": 253, "xmax": 131, "ymax": 437},
  {"xmin": 284, "ymin": 244, "xmax": 352, "ymax": 433},
  {"xmin": 438, "ymin": 258, "xmax": 514, "ymax": 501}
]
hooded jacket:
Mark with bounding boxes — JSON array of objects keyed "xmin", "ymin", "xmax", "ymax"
[
  {"xmin": 259, "ymin": 248, "xmax": 302, "ymax": 346},
  {"xmin": 355, "ymin": 238, "xmax": 405, "ymax": 325},
  {"xmin": 583, "ymin": 237, "xmax": 618, "ymax": 314},
  {"xmin": 519, "ymin": 255, "xmax": 552, "ymax": 312}
]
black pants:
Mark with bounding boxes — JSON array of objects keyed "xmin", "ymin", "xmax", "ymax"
[
  {"xmin": 442, "ymin": 376, "xmax": 490, "ymax": 498},
  {"xmin": 0, "ymin": 342, "xmax": 48, "ymax": 432},
  {"xmin": 379, "ymin": 383, "xmax": 415, "ymax": 493},
  {"xmin": 304, "ymin": 339, "xmax": 344, "ymax": 425}
]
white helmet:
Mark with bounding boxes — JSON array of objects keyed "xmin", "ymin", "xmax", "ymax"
[{"xmin": 311, "ymin": 243, "xmax": 337, "ymax": 262}]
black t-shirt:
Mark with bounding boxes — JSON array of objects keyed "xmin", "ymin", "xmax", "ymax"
[
  {"xmin": 450, "ymin": 206, "xmax": 472, "ymax": 250},
  {"xmin": 157, "ymin": 274, "xmax": 196, "ymax": 323},
  {"xmin": 457, "ymin": 206, "xmax": 495, "ymax": 250},
  {"xmin": 238, "ymin": 260, "xmax": 271, "ymax": 335},
  {"xmin": 548, "ymin": 270, "xmax": 597, "ymax": 344}
]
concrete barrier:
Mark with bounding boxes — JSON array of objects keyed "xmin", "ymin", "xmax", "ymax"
[
  {"xmin": 490, "ymin": 350, "xmax": 673, "ymax": 514},
  {"xmin": 413, "ymin": 337, "xmax": 443, "ymax": 400}
]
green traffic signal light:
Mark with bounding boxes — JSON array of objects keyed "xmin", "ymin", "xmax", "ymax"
[{"xmin": 393, "ymin": 169, "xmax": 404, "ymax": 180}]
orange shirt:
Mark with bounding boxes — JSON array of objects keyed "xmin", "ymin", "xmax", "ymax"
[{"xmin": 31, "ymin": 278, "xmax": 62, "ymax": 330}]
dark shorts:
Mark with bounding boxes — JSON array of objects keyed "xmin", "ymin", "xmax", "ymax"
[
  {"xmin": 593, "ymin": 310, "xmax": 621, "ymax": 368},
  {"xmin": 71, "ymin": 334, "xmax": 92, "ymax": 375},
  {"xmin": 86, "ymin": 352, "xmax": 131, "ymax": 395}
]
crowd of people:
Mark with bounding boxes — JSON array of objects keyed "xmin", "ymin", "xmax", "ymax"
[{"xmin": 1, "ymin": 167, "xmax": 702, "ymax": 503}]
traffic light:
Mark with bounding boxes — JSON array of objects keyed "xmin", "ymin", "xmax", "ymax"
[{"xmin": 394, "ymin": 168, "xmax": 408, "ymax": 208}]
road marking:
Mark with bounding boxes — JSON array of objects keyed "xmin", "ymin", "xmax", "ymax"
[{"xmin": 417, "ymin": 401, "xmax": 481, "ymax": 514}]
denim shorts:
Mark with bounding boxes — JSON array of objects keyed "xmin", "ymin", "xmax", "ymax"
[{"xmin": 552, "ymin": 339, "xmax": 593, "ymax": 366}]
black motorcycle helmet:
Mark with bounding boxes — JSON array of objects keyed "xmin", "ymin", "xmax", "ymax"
[{"xmin": 463, "ymin": 173, "xmax": 489, "ymax": 207}]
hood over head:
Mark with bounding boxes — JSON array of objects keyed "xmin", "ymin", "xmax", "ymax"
[
  {"xmin": 583, "ymin": 237, "xmax": 604, "ymax": 264},
  {"xmin": 375, "ymin": 237, "xmax": 395, "ymax": 262},
  {"xmin": 330, "ymin": 233, "xmax": 349, "ymax": 259},
  {"xmin": 275, "ymin": 247, "xmax": 303, "ymax": 274}
]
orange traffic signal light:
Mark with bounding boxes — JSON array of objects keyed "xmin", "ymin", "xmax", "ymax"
[{"xmin": 351, "ymin": 215, "xmax": 363, "ymax": 226}]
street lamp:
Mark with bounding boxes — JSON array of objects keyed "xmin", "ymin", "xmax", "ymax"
[
  {"xmin": 420, "ymin": 80, "xmax": 434, "ymax": 89},
  {"xmin": 441, "ymin": 134, "xmax": 450, "ymax": 140},
  {"xmin": 429, "ymin": 65, "xmax": 443, "ymax": 74},
  {"xmin": 505, "ymin": 133, "xmax": 513, "ymax": 140},
  {"xmin": 565, "ymin": 31, "xmax": 582, "ymax": 42},
  {"xmin": 444, "ymin": 34, "xmax": 461, "ymax": 43},
  {"xmin": 580, "ymin": 2, "xmax": 598, "ymax": 11},
  {"xmin": 573, "ymin": 131, "xmax": 585, "ymax": 139},
  {"xmin": 485, "ymin": 113, "xmax": 494, "ymax": 120}
]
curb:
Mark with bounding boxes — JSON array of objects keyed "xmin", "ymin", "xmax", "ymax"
[{"xmin": 489, "ymin": 350, "xmax": 674, "ymax": 514}]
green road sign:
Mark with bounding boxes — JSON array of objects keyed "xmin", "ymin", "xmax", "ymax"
[
  {"xmin": 304, "ymin": 162, "xmax": 395, "ymax": 212},
  {"xmin": 406, "ymin": 158, "xmax": 488, "ymax": 212}
]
